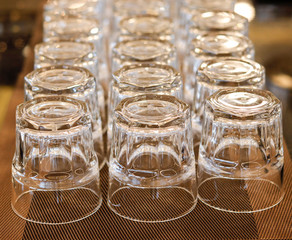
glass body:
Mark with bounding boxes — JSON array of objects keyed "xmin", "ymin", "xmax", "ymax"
[
  {"xmin": 112, "ymin": 39, "xmax": 178, "ymax": 72},
  {"xmin": 198, "ymin": 88, "xmax": 284, "ymax": 212},
  {"xmin": 24, "ymin": 65, "xmax": 105, "ymax": 169},
  {"xmin": 11, "ymin": 96, "xmax": 102, "ymax": 224},
  {"xmin": 192, "ymin": 58, "xmax": 265, "ymax": 155},
  {"xmin": 107, "ymin": 63, "xmax": 183, "ymax": 158},
  {"xmin": 108, "ymin": 94, "xmax": 197, "ymax": 222},
  {"xmin": 184, "ymin": 32, "xmax": 255, "ymax": 106},
  {"xmin": 34, "ymin": 41, "xmax": 106, "ymax": 146}
]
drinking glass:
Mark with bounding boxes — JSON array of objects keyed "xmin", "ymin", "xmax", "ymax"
[
  {"xmin": 192, "ymin": 58, "xmax": 265, "ymax": 157},
  {"xmin": 112, "ymin": 39, "xmax": 178, "ymax": 72},
  {"xmin": 108, "ymin": 94, "xmax": 197, "ymax": 222},
  {"xmin": 43, "ymin": 16, "xmax": 109, "ymax": 94},
  {"xmin": 34, "ymin": 41, "xmax": 106, "ymax": 147},
  {"xmin": 11, "ymin": 96, "xmax": 102, "ymax": 224},
  {"xmin": 188, "ymin": 10, "xmax": 249, "ymax": 42},
  {"xmin": 24, "ymin": 65, "xmax": 105, "ymax": 169},
  {"xmin": 107, "ymin": 63, "xmax": 182, "ymax": 158},
  {"xmin": 198, "ymin": 88, "xmax": 284, "ymax": 212},
  {"xmin": 184, "ymin": 32, "xmax": 255, "ymax": 106},
  {"xmin": 177, "ymin": 0, "xmax": 236, "ymax": 56}
]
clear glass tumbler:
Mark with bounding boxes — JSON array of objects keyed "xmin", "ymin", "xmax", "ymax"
[
  {"xmin": 198, "ymin": 88, "xmax": 284, "ymax": 212},
  {"xmin": 112, "ymin": 39, "xmax": 178, "ymax": 72},
  {"xmin": 24, "ymin": 65, "xmax": 105, "ymax": 169},
  {"xmin": 43, "ymin": 16, "xmax": 110, "ymax": 94},
  {"xmin": 184, "ymin": 32, "xmax": 255, "ymax": 106},
  {"xmin": 108, "ymin": 94, "xmax": 197, "ymax": 222},
  {"xmin": 11, "ymin": 96, "xmax": 102, "ymax": 224},
  {"xmin": 188, "ymin": 10, "xmax": 249, "ymax": 42},
  {"xmin": 192, "ymin": 58, "xmax": 265, "ymax": 157},
  {"xmin": 107, "ymin": 63, "xmax": 182, "ymax": 158},
  {"xmin": 177, "ymin": 0, "xmax": 236, "ymax": 56},
  {"xmin": 34, "ymin": 41, "xmax": 106, "ymax": 148}
]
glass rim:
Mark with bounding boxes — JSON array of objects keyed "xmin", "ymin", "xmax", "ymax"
[
  {"xmin": 112, "ymin": 63, "xmax": 181, "ymax": 89},
  {"xmin": 114, "ymin": 0, "xmax": 169, "ymax": 15},
  {"xmin": 119, "ymin": 14, "xmax": 172, "ymax": 36},
  {"xmin": 191, "ymin": 32, "xmax": 254, "ymax": 56},
  {"xmin": 197, "ymin": 58, "xmax": 265, "ymax": 86},
  {"xmin": 44, "ymin": 16, "xmax": 100, "ymax": 36},
  {"xmin": 183, "ymin": 0, "xmax": 236, "ymax": 9},
  {"xmin": 25, "ymin": 65, "xmax": 95, "ymax": 92},
  {"xmin": 206, "ymin": 88, "xmax": 281, "ymax": 120},
  {"xmin": 35, "ymin": 41, "xmax": 97, "ymax": 63},
  {"xmin": 17, "ymin": 96, "xmax": 91, "ymax": 133},
  {"xmin": 115, "ymin": 94, "xmax": 190, "ymax": 130},
  {"xmin": 191, "ymin": 10, "xmax": 248, "ymax": 29},
  {"xmin": 113, "ymin": 39, "xmax": 175, "ymax": 61}
]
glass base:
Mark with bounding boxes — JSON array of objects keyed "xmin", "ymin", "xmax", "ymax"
[
  {"xmin": 198, "ymin": 177, "xmax": 284, "ymax": 213},
  {"xmin": 12, "ymin": 178, "xmax": 102, "ymax": 225},
  {"xmin": 108, "ymin": 177, "xmax": 197, "ymax": 222}
]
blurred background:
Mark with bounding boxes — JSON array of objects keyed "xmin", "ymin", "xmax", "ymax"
[{"xmin": 0, "ymin": 0, "xmax": 291, "ymax": 153}]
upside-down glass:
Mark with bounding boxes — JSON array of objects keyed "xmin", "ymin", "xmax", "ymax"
[
  {"xmin": 24, "ymin": 65, "xmax": 105, "ymax": 169},
  {"xmin": 192, "ymin": 58, "xmax": 265, "ymax": 157},
  {"xmin": 43, "ymin": 16, "xmax": 110, "ymax": 94},
  {"xmin": 11, "ymin": 96, "xmax": 102, "ymax": 224},
  {"xmin": 198, "ymin": 88, "xmax": 284, "ymax": 212},
  {"xmin": 177, "ymin": 0, "xmax": 236, "ymax": 56},
  {"xmin": 112, "ymin": 39, "xmax": 178, "ymax": 72},
  {"xmin": 108, "ymin": 94, "xmax": 197, "ymax": 222},
  {"xmin": 107, "ymin": 63, "xmax": 183, "ymax": 158},
  {"xmin": 188, "ymin": 10, "xmax": 249, "ymax": 42},
  {"xmin": 184, "ymin": 32, "xmax": 255, "ymax": 106},
  {"xmin": 34, "ymin": 41, "xmax": 106, "ymax": 147}
]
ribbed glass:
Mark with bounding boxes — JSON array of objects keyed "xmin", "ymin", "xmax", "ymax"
[
  {"xmin": 192, "ymin": 58, "xmax": 265, "ymax": 154},
  {"xmin": 198, "ymin": 88, "xmax": 284, "ymax": 212},
  {"xmin": 184, "ymin": 32, "xmax": 255, "ymax": 106},
  {"xmin": 108, "ymin": 94, "xmax": 197, "ymax": 222},
  {"xmin": 107, "ymin": 63, "xmax": 182, "ymax": 157},
  {"xmin": 11, "ymin": 96, "xmax": 102, "ymax": 224},
  {"xmin": 24, "ymin": 65, "xmax": 105, "ymax": 169},
  {"xmin": 34, "ymin": 41, "xmax": 106, "ymax": 141}
]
